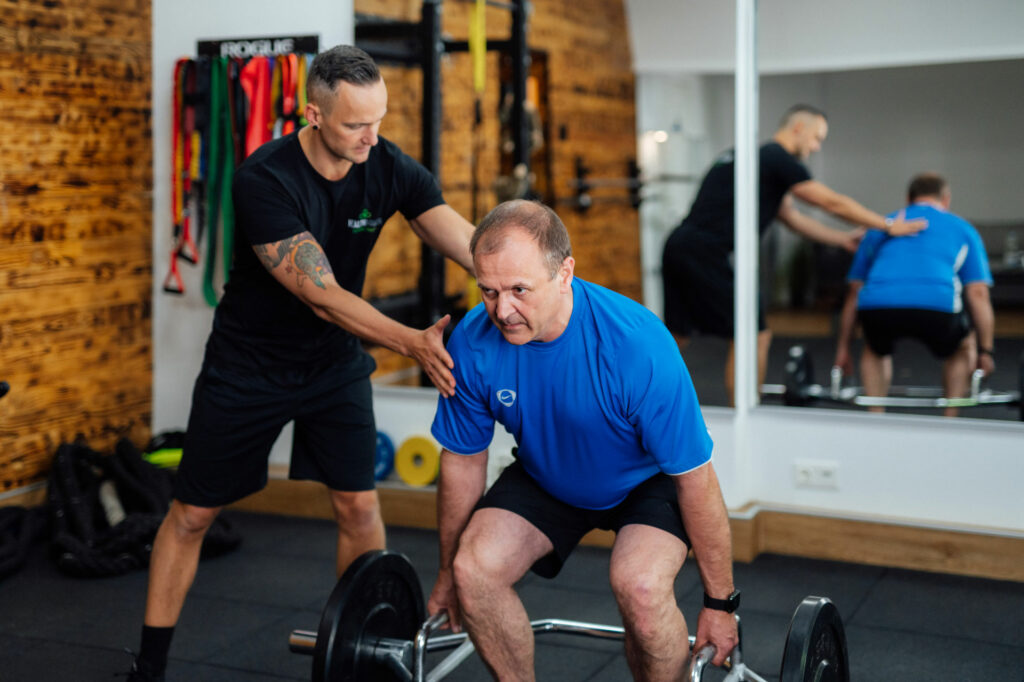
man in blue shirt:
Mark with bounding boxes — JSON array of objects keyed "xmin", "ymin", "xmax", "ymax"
[
  {"xmin": 429, "ymin": 200, "xmax": 738, "ymax": 680},
  {"xmin": 834, "ymin": 173, "xmax": 995, "ymax": 416}
]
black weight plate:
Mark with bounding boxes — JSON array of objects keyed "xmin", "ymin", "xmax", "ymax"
[
  {"xmin": 784, "ymin": 345, "xmax": 815, "ymax": 407},
  {"xmin": 313, "ymin": 550, "xmax": 425, "ymax": 682},
  {"xmin": 779, "ymin": 596, "xmax": 850, "ymax": 682},
  {"xmin": 1017, "ymin": 351, "xmax": 1023, "ymax": 422}
]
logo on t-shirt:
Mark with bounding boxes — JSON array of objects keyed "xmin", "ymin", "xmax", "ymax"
[
  {"xmin": 349, "ymin": 208, "xmax": 384, "ymax": 233},
  {"xmin": 496, "ymin": 389, "xmax": 516, "ymax": 407}
]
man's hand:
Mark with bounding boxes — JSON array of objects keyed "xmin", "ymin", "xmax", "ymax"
[
  {"xmin": 977, "ymin": 350, "xmax": 996, "ymax": 377},
  {"xmin": 834, "ymin": 345, "xmax": 854, "ymax": 377},
  {"xmin": 886, "ymin": 209, "xmax": 928, "ymax": 237},
  {"xmin": 694, "ymin": 608, "xmax": 739, "ymax": 668},
  {"xmin": 427, "ymin": 567, "xmax": 463, "ymax": 632},
  {"xmin": 841, "ymin": 227, "xmax": 865, "ymax": 253},
  {"xmin": 408, "ymin": 315, "xmax": 456, "ymax": 397}
]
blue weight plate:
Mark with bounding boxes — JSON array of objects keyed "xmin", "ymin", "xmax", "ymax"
[{"xmin": 375, "ymin": 431, "xmax": 396, "ymax": 481}]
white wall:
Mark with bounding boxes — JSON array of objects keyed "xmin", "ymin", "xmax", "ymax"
[
  {"xmin": 625, "ymin": 0, "xmax": 1024, "ymax": 74},
  {"xmin": 151, "ymin": 0, "xmax": 353, "ymax": 464}
]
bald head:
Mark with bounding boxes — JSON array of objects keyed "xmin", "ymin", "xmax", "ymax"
[{"xmin": 472, "ymin": 200, "xmax": 572, "ymax": 278}]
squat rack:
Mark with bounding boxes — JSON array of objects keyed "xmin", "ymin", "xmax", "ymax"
[{"xmin": 356, "ymin": 0, "xmax": 532, "ymax": 330}]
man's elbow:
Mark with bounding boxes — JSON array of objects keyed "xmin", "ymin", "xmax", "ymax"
[{"xmin": 965, "ymin": 283, "xmax": 992, "ymax": 303}]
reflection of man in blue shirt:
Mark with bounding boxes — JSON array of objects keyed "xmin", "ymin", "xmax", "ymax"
[
  {"xmin": 428, "ymin": 200, "xmax": 739, "ymax": 679},
  {"xmin": 835, "ymin": 173, "xmax": 995, "ymax": 415}
]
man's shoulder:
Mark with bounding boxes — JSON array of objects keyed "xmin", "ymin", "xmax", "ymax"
[
  {"xmin": 237, "ymin": 133, "xmax": 299, "ymax": 173},
  {"xmin": 577, "ymin": 279, "xmax": 671, "ymax": 346},
  {"xmin": 450, "ymin": 305, "xmax": 499, "ymax": 351}
]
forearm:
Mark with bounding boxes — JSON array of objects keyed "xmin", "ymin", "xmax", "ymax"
[
  {"xmin": 437, "ymin": 450, "xmax": 488, "ymax": 569},
  {"xmin": 307, "ymin": 283, "xmax": 421, "ymax": 356},
  {"xmin": 784, "ymin": 210, "xmax": 855, "ymax": 248},
  {"xmin": 965, "ymin": 286, "xmax": 995, "ymax": 351},
  {"xmin": 820, "ymin": 193, "xmax": 887, "ymax": 230},
  {"xmin": 836, "ymin": 286, "xmax": 860, "ymax": 351},
  {"xmin": 676, "ymin": 463, "xmax": 734, "ymax": 599}
]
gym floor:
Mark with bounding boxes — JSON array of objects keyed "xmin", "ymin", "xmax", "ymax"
[{"xmin": 1, "ymin": 511, "xmax": 1022, "ymax": 681}]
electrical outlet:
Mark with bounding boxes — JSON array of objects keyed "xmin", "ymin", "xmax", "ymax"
[{"xmin": 793, "ymin": 459, "xmax": 839, "ymax": 490}]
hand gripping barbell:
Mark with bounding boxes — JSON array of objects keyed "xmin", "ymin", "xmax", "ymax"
[{"xmin": 288, "ymin": 550, "xmax": 850, "ymax": 682}]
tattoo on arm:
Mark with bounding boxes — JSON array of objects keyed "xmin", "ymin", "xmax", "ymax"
[{"xmin": 253, "ymin": 231, "xmax": 333, "ymax": 290}]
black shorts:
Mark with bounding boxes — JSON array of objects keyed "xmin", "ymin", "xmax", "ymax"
[
  {"xmin": 174, "ymin": 359, "xmax": 377, "ymax": 507},
  {"xmin": 859, "ymin": 308, "xmax": 970, "ymax": 359},
  {"xmin": 662, "ymin": 228, "xmax": 766, "ymax": 338},
  {"xmin": 475, "ymin": 460, "xmax": 690, "ymax": 579}
]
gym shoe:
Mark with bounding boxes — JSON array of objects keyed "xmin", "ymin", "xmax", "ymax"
[{"xmin": 118, "ymin": 650, "xmax": 165, "ymax": 682}]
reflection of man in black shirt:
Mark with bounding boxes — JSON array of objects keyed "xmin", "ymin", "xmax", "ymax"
[
  {"xmin": 661, "ymin": 104, "xmax": 925, "ymax": 403},
  {"xmin": 127, "ymin": 45, "xmax": 476, "ymax": 682}
]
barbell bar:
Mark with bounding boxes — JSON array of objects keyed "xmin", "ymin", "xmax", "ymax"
[
  {"xmin": 762, "ymin": 345, "xmax": 1023, "ymax": 418},
  {"xmin": 289, "ymin": 550, "xmax": 848, "ymax": 682}
]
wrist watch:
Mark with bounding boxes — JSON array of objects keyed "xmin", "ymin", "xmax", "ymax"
[
  {"xmin": 703, "ymin": 589, "xmax": 741, "ymax": 613},
  {"xmin": 883, "ymin": 217, "xmax": 894, "ymax": 233}
]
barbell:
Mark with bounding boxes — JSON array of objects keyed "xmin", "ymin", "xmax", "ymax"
[
  {"xmin": 288, "ymin": 549, "xmax": 850, "ymax": 682},
  {"xmin": 762, "ymin": 345, "xmax": 1024, "ymax": 420}
]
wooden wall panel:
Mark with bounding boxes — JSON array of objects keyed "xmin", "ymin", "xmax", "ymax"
[
  {"xmin": 0, "ymin": 0, "xmax": 152, "ymax": 494},
  {"xmin": 356, "ymin": 0, "xmax": 639, "ymax": 374}
]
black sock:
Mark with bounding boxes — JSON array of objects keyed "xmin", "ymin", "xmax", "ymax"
[{"xmin": 138, "ymin": 625, "xmax": 175, "ymax": 673}]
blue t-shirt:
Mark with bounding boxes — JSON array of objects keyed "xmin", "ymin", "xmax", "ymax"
[
  {"xmin": 847, "ymin": 204, "xmax": 992, "ymax": 313},
  {"xmin": 431, "ymin": 278, "xmax": 713, "ymax": 510}
]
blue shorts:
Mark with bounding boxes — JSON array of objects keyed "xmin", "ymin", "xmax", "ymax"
[
  {"xmin": 174, "ymin": 358, "xmax": 377, "ymax": 507},
  {"xmin": 475, "ymin": 459, "xmax": 690, "ymax": 578}
]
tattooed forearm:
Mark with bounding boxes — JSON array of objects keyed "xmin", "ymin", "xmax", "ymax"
[{"xmin": 253, "ymin": 231, "xmax": 333, "ymax": 289}]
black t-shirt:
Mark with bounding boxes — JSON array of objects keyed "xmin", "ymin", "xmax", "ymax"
[
  {"xmin": 678, "ymin": 141, "xmax": 811, "ymax": 252},
  {"xmin": 205, "ymin": 133, "xmax": 445, "ymax": 371}
]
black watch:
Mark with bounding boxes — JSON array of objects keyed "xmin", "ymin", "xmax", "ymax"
[{"xmin": 703, "ymin": 589, "xmax": 741, "ymax": 613}]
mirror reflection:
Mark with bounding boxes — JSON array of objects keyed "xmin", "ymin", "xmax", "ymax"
[{"xmin": 639, "ymin": 58, "xmax": 1024, "ymax": 420}]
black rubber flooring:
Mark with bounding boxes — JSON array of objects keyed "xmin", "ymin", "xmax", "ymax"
[{"xmin": 1, "ymin": 511, "xmax": 1021, "ymax": 681}]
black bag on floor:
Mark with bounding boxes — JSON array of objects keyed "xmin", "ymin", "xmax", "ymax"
[
  {"xmin": 0, "ymin": 505, "xmax": 48, "ymax": 581},
  {"xmin": 46, "ymin": 439, "xmax": 241, "ymax": 578}
]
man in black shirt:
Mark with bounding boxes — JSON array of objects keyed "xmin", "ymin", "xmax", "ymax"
[
  {"xmin": 127, "ymin": 46, "xmax": 476, "ymax": 682},
  {"xmin": 661, "ymin": 104, "xmax": 925, "ymax": 403}
]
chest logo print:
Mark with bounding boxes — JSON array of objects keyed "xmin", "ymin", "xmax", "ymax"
[
  {"xmin": 349, "ymin": 208, "xmax": 384, "ymax": 233},
  {"xmin": 497, "ymin": 389, "xmax": 517, "ymax": 407}
]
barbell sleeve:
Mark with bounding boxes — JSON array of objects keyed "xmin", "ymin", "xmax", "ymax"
[{"xmin": 288, "ymin": 629, "xmax": 317, "ymax": 655}]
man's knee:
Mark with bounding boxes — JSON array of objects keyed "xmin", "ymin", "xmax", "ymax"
[
  {"xmin": 169, "ymin": 501, "xmax": 221, "ymax": 537},
  {"xmin": 609, "ymin": 566, "xmax": 674, "ymax": 640},
  {"xmin": 329, "ymin": 489, "xmax": 381, "ymax": 530}
]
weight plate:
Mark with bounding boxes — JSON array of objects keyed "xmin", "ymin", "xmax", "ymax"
[
  {"xmin": 375, "ymin": 431, "xmax": 396, "ymax": 481},
  {"xmin": 1017, "ymin": 351, "xmax": 1023, "ymax": 422},
  {"xmin": 313, "ymin": 550, "xmax": 425, "ymax": 682},
  {"xmin": 779, "ymin": 596, "xmax": 850, "ymax": 682},
  {"xmin": 784, "ymin": 345, "xmax": 815, "ymax": 407},
  {"xmin": 395, "ymin": 436, "xmax": 440, "ymax": 487}
]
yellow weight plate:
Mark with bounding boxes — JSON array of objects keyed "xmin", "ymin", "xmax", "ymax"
[{"xmin": 395, "ymin": 436, "xmax": 440, "ymax": 487}]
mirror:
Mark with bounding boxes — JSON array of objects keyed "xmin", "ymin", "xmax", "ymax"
[{"xmin": 635, "ymin": 4, "xmax": 1024, "ymax": 421}]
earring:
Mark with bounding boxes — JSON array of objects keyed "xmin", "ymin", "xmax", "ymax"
[{"xmin": 312, "ymin": 124, "xmax": 319, "ymax": 131}]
